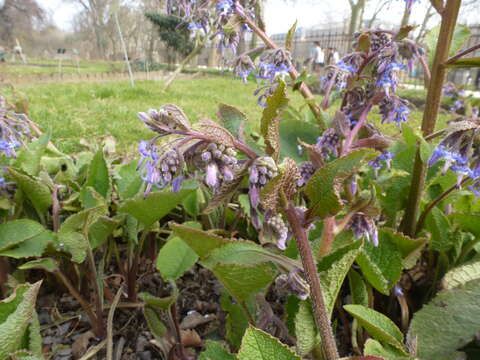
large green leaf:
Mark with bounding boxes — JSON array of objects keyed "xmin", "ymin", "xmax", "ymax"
[
  {"xmin": 114, "ymin": 160, "xmax": 143, "ymax": 200},
  {"xmin": 344, "ymin": 305, "xmax": 405, "ymax": 351},
  {"xmin": 0, "ymin": 282, "xmax": 42, "ymax": 358},
  {"xmin": 19, "ymin": 258, "xmax": 59, "ymax": 273},
  {"xmin": 119, "ymin": 184, "xmax": 197, "ymax": 227},
  {"xmin": 8, "ymin": 168, "xmax": 52, "ymax": 217},
  {"xmin": 156, "ymin": 236, "xmax": 198, "ymax": 281},
  {"xmin": 408, "ymin": 279, "xmax": 480, "ymax": 360},
  {"xmin": 217, "ymin": 104, "xmax": 247, "ymax": 141},
  {"xmin": 305, "ymin": 149, "xmax": 376, "ymax": 218},
  {"xmin": 199, "ymin": 341, "xmax": 236, "ymax": 360},
  {"xmin": 89, "ymin": 216, "xmax": 121, "ymax": 249},
  {"xmin": 143, "ymin": 306, "xmax": 167, "ymax": 339},
  {"xmin": 0, "ymin": 231, "xmax": 53, "ymax": 259},
  {"xmin": 356, "ymin": 235, "xmax": 402, "ymax": 295},
  {"xmin": 379, "ymin": 228, "xmax": 426, "ymax": 269},
  {"xmin": 15, "ymin": 132, "xmax": 50, "ymax": 176},
  {"xmin": 319, "ymin": 241, "xmax": 362, "ymax": 316},
  {"xmin": 450, "ymin": 213, "xmax": 480, "ymax": 237},
  {"xmin": 441, "ymin": 261, "xmax": 480, "ymax": 290},
  {"xmin": 294, "ymin": 300, "xmax": 317, "ymax": 356},
  {"xmin": 170, "ymin": 222, "xmax": 230, "ymax": 259},
  {"xmin": 0, "ymin": 220, "xmax": 46, "ymax": 252},
  {"xmin": 238, "ymin": 326, "xmax": 300, "ymax": 360},
  {"xmin": 84, "ymin": 149, "xmax": 111, "ymax": 199},
  {"xmin": 348, "ymin": 269, "xmax": 369, "ymax": 307},
  {"xmin": 425, "ymin": 207, "xmax": 451, "ymax": 251},
  {"xmin": 212, "ymin": 263, "xmax": 276, "ymax": 302}
]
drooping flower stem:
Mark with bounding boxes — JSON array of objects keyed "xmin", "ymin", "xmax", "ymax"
[
  {"xmin": 401, "ymin": 0, "xmax": 462, "ymax": 237},
  {"xmin": 285, "ymin": 203, "xmax": 339, "ymax": 360},
  {"xmin": 235, "ymin": 6, "xmax": 325, "ymax": 130}
]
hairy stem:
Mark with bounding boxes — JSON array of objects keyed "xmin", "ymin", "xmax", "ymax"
[
  {"xmin": 401, "ymin": 0, "xmax": 462, "ymax": 236},
  {"xmin": 235, "ymin": 7, "xmax": 325, "ymax": 129},
  {"xmin": 285, "ymin": 204, "xmax": 339, "ymax": 360}
]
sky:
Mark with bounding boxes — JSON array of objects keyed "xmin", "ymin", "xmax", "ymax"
[{"xmin": 39, "ymin": 0, "xmax": 469, "ymax": 36}]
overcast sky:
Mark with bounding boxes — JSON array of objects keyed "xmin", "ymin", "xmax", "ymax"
[{"xmin": 40, "ymin": 0, "xmax": 475, "ymax": 35}]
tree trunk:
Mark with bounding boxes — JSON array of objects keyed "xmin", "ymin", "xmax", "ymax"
[
  {"xmin": 416, "ymin": 5, "xmax": 434, "ymax": 41},
  {"xmin": 400, "ymin": 2, "xmax": 411, "ymax": 27},
  {"xmin": 208, "ymin": 37, "xmax": 219, "ymax": 68},
  {"xmin": 348, "ymin": 0, "xmax": 366, "ymax": 36}
]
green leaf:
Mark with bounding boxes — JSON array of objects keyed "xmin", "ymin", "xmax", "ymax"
[
  {"xmin": 58, "ymin": 205, "xmax": 107, "ymax": 263},
  {"xmin": 0, "ymin": 231, "xmax": 53, "ymax": 259},
  {"xmin": 238, "ymin": 326, "xmax": 300, "ymax": 360},
  {"xmin": 199, "ymin": 340, "xmax": 236, "ymax": 360},
  {"xmin": 279, "ymin": 118, "xmax": 319, "ymax": 162},
  {"xmin": 15, "ymin": 132, "xmax": 50, "ymax": 176},
  {"xmin": 419, "ymin": 138, "xmax": 434, "ymax": 163},
  {"xmin": 425, "ymin": 207, "xmax": 451, "ymax": 251},
  {"xmin": 426, "ymin": 24, "xmax": 471, "ymax": 67},
  {"xmin": 8, "ymin": 168, "xmax": 52, "ymax": 217},
  {"xmin": 356, "ymin": 235, "xmax": 402, "ymax": 295},
  {"xmin": 379, "ymin": 228, "xmax": 426, "ymax": 269},
  {"xmin": 344, "ymin": 304, "xmax": 405, "ymax": 351},
  {"xmin": 285, "ymin": 21, "xmax": 297, "ymax": 52},
  {"xmin": 143, "ymin": 306, "xmax": 167, "ymax": 338},
  {"xmin": 89, "ymin": 216, "xmax": 120, "ymax": 249},
  {"xmin": 0, "ymin": 220, "xmax": 46, "ymax": 252},
  {"xmin": 319, "ymin": 241, "xmax": 362, "ymax": 316},
  {"xmin": 364, "ymin": 339, "xmax": 411, "ymax": 360},
  {"xmin": 217, "ymin": 104, "xmax": 247, "ymax": 141},
  {"xmin": 441, "ymin": 261, "xmax": 480, "ymax": 290},
  {"xmin": 395, "ymin": 25, "xmax": 417, "ymax": 40},
  {"xmin": 294, "ymin": 300, "xmax": 317, "ymax": 356},
  {"xmin": 114, "ymin": 160, "xmax": 143, "ymax": 199},
  {"xmin": 305, "ymin": 149, "xmax": 376, "ymax": 218},
  {"xmin": 119, "ymin": 184, "xmax": 197, "ymax": 227},
  {"xmin": 84, "ymin": 149, "xmax": 111, "ymax": 199},
  {"xmin": 348, "ymin": 269, "xmax": 369, "ymax": 307},
  {"xmin": 170, "ymin": 222, "xmax": 230, "ymax": 259},
  {"xmin": 19, "ymin": 258, "xmax": 59, "ymax": 273},
  {"xmin": 450, "ymin": 213, "xmax": 480, "ymax": 237},
  {"xmin": 139, "ymin": 292, "xmax": 175, "ymax": 310},
  {"xmin": 213, "ymin": 263, "xmax": 276, "ymax": 302},
  {"xmin": 445, "ymin": 57, "xmax": 480, "ymax": 68},
  {"xmin": 261, "ymin": 80, "xmax": 289, "ymax": 160},
  {"xmin": 408, "ymin": 279, "xmax": 480, "ymax": 360},
  {"xmin": 0, "ymin": 282, "xmax": 42, "ymax": 358},
  {"xmin": 156, "ymin": 236, "xmax": 199, "ymax": 281},
  {"xmin": 220, "ymin": 292, "xmax": 249, "ymax": 349}
]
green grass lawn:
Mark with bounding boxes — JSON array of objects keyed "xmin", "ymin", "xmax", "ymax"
[
  {"xmin": 0, "ymin": 59, "xmax": 125, "ymax": 76},
  {"xmin": 1, "ymin": 76, "xmax": 448, "ymax": 154}
]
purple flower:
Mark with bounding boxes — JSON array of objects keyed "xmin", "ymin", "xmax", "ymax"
[
  {"xmin": 248, "ymin": 157, "xmax": 278, "ymax": 209},
  {"xmin": 376, "ymin": 61, "xmax": 406, "ymax": 96},
  {"xmin": 205, "ymin": 163, "xmax": 219, "ymax": 188},
  {"xmin": 379, "ymin": 96, "xmax": 410, "ymax": 125},
  {"xmin": 264, "ymin": 214, "xmax": 289, "ymax": 250},
  {"xmin": 469, "ymin": 181, "xmax": 480, "ymax": 197},
  {"xmin": 349, "ymin": 213, "xmax": 379, "ymax": 246},
  {"xmin": 316, "ymin": 128, "xmax": 340, "ymax": 159},
  {"xmin": 297, "ymin": 162, "xmax": 315, "ymax": 187}
]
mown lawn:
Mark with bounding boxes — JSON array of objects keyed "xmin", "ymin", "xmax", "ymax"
[
  {"xmin": 0, "ymin": 59, "xmax": 124, "ymax": 75},
  {"xmin": 4, "ymin": 76, "xmax": 447, "ymax": 154}
]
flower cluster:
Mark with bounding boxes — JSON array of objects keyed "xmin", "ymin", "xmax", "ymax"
[
  {"xmin": 348, "ymin": 212, "xmax": 379, "ymax": 246},
  {"xmin": 195, "ymin": 143, "xmax": 238, "ymax": 188},
  {"xmin": 249, "ymin": 156, "xmax": 278, "ymax": 208},
  {"xmin": 369, "ymin": 152, "xmax": 395, "ymax": 170},
  {"xmin": 0, "ymin": 97, "xmax": 32, "ymax": 159},
  {"xmin": 263, "ymin": 214, "xmax": 289, "ymax": 250},
  {"xmin": 275, "ymin": 270, "xmax": 310, "ymax": 300},
  {"xmin": 379, "ymin": 96, "xmax": 411, "ymax": 125}
]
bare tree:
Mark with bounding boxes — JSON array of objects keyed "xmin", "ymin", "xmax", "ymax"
[
  {"xmin": 348, "ymin": 0, "xmax": 367, "ymax": 35},
  {"xmin": 0, "ymin": 0, "xmax": 45, "ymax": 47}
]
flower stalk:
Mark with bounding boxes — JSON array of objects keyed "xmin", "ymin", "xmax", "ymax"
[{"xmin": 401, "ymin": 0, "xmax": 462, "ymax": 236}]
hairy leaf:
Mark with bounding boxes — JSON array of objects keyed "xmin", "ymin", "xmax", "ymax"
[
  {"xmin": 156, "ymin": 236, "xmax": 198, "ymax": 281},
  {"xmin": 217, "ymin": 104, "xmax": 247, "ymax": 142},
  {"xmin": 15, "ymin": 132, "xmax": 50, "ymax": 176},
  {"xmin": 261, "ymin": 80, "xmax": 289, "ymax": 161},
  {"xmin": 0, "ymin": 231, "xmax": 53, "ymax": 259},
  {"xmin": 114, "ymin": 160, "xmax": 143, "ymax": 199},
  {"xmin": 344, "ymin": 305, "xmax": 405, "ymax": 351},
  {"xmin": 238, "ymin": 326, "xmax": 300, "ymax": 360},
  {"xmin": 441, "ymin": 261, "xmax": 480, "ymax": 290},
  {"xmin": 199, "ymin": 340, "xmax": 236, "ymax": 360},
  {"xmin": 213, "ymin": 263, "xmax": 276, "ymax": 302},
  {"xmin": 119, "ymin": 183, "xmax": 197, "ymax": 227},
  {"xmin": 305, "ymin": 149, "xmax": 376, "ymax": 218},
  {"xmin": 220, "ymin": 293, "xmax": 249, "ymax": 350},
  {"xmin": 0, "ymin": 282, "xmax": 42, "ymax": 358},
  {"xmin": 8, "ymin": 168, "xmax": 52, "ymax": 218},
  {"xmin": 408, "ymin": 279, "xmax": 480, "ymax": 360},
  {"xmin": 84, "ymin": 149, "xmax": 111, "ymax": 199},
  {"xmin": 348, "ymin": 269, "xmax": 369, "ymax": 307},
  {"xmin": 19, "ymin": 258, "xmax": 59, "ymax": 273},
  {"xmin": 0, "ymin": 220, "xmax": 46, "ymax": 252},
  {"xmin": 364, "ymin": 339, "xmax": 410, "ymax": 360},
  {"xmin": 295, "ymin": 300, "xmax": 317, "ymax": 356},
  {"xmin": 425, "ymin": 207, "xmax": 451, "ymax": 251}
]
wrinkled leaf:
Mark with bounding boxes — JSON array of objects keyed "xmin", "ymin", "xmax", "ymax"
[
  {"xmin": 217, "ymin": 104, "xmax": 247, "ymax": 141},
  {"xmin": 425, "ymin": 207, "xmax": 451, "ymax": 251},
  {"xmin": 8, "ymin": 169, "xmax": 52, "ymax": 217},
  {"xmin": 441, "ymin": 261, "xmax": 480, "ymax": 290},
  {"xmin": 238, "ymin": 326, "xmax": 300, "ymax": 360},
  {"xmin": 199, "ymin": 340, "xmax": 236, "ymax": 360},
  {"xmin": 156, "ymin": 236, "xmax": 198, "ymax": 281},
  {"xmin": 295, "ymin": 300, "xmax": 317, "ymax": 356}
]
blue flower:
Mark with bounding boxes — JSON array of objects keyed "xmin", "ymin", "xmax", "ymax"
[
  {"xmin": 376, "ymin": 62, "xmax": 406, "ymax": 96},
  {"xmin": 369, "ymin": 152, "xmax": 395, "ymax": 169},
  {"xmin": 379, "ymin": 96, "xmax": 410, "ymax": 126},
  {"xmin": 216, "ymin": 0, "xmax": 233, "ymax": 16}
]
